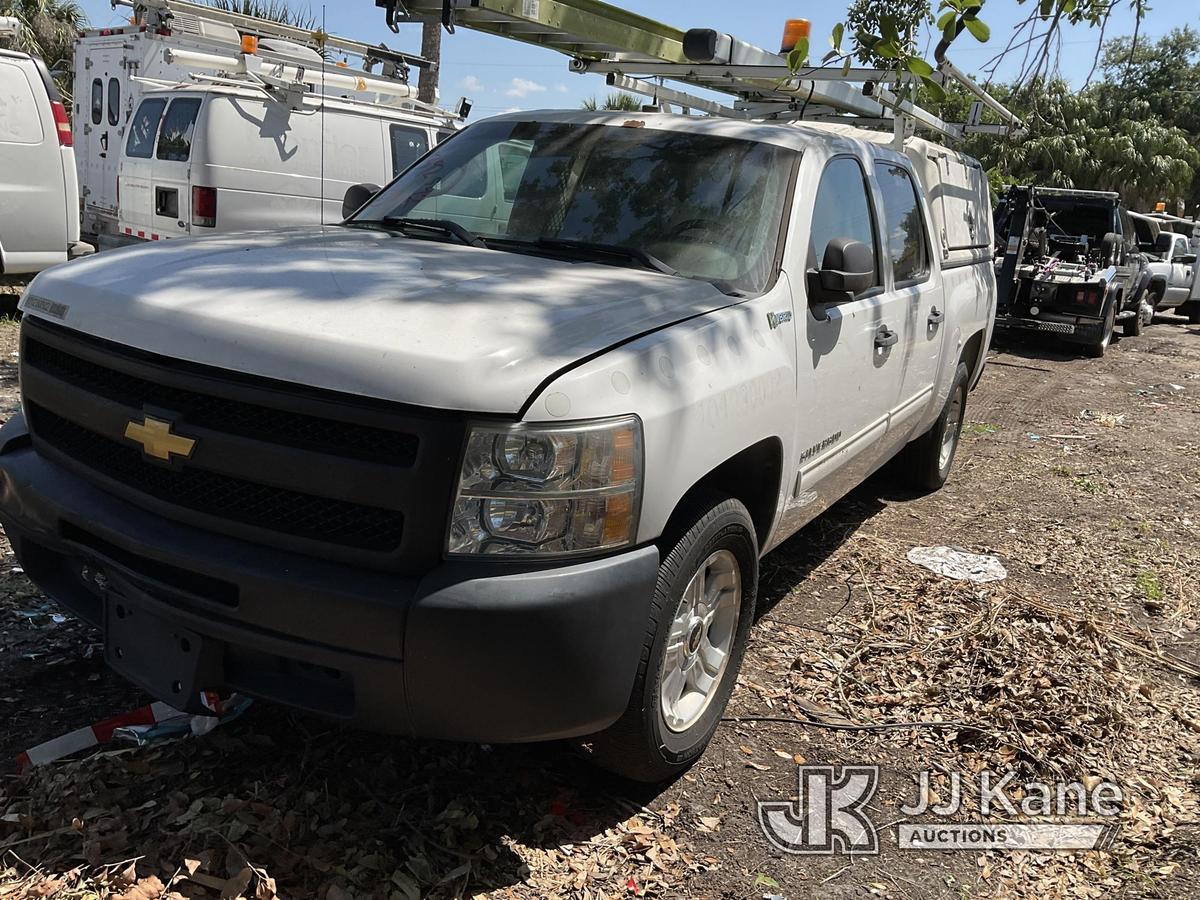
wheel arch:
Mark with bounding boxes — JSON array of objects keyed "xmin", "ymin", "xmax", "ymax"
[
  {"xmin": 658, "ymin": 437, "xmax": 783, "ymax": 552},
  {"xmin": 961, "ymin": 328, "xmax": 987, "ymax": 391}
]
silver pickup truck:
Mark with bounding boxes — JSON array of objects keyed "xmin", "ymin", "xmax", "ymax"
[{"xmin": 2, "ymin": 111, "xmax": 996, "ymax": 780}]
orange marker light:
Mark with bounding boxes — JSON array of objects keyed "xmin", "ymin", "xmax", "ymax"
[
  {"xmin": 1155, "ymin": 201, "xmax": 1167, "ymax": 212},
  {"xmin": 780, "ymin": 18, "xmax": 811, "ymax": 53},
  {"xmin": 241, "ymin": 35, "xmax": 258, "ymax": 55}
]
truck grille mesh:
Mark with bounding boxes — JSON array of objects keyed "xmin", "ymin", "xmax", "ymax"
[
  {"xmin": 24, "ymin": 337, "xmax": 418, "ymax": 466},
  {"xmin": 28, "ymin": 403, "xmax": 406, "ymax": 552}
]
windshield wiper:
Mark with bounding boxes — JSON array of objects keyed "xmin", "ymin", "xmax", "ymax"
[
  {"xmin": 358, "ymin": 217, "xmax": 488, "ymax": 248},
  {"xmin": 514, "ymin": 238, "xmax": 679, "ymax": 276}
]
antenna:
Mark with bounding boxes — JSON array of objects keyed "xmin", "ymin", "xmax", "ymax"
[{"xmin": 320, "ymin": 3, "xmax": 326, "ymax": 226}]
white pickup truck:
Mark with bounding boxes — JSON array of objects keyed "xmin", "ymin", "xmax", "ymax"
[{"xmin": 1, "ymin": 111, "xmax": 995, "ymax": 780}]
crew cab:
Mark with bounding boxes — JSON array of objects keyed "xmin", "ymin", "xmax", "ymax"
[
  {"xmin": 994, "ymin": 187, "xmax": 1151, "ymax": 356},
  {"xmin": 0, "ymin": 111, "xmax": 996, "ymax": 781}
]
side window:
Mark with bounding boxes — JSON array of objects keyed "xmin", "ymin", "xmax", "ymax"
[
  {"xmin": 90, "ymin": 78, "xmax": 103, "ymax": 126},
  {"xmin": 125, "ymin": 98, "xmax": 167, "ymax": 159},
  {"xmin": 875, "ymin": 163, "xmax": 930, "ymax": 285},
  {"xmin": 443, "ymin": 151, "xmax": 488, "ymax": 199},
  {"xmin": 390, "ymin": 124, "xmax": 430, "ymax": 177},
  {"xmin": 156, "ymin": 98, "xmax": 201, "ymax": 162},
  {"xmin": 810, "ymin": 156, "xmax": 878, "ymax": 289},
  {"xmin": 107, "ymin": 78, "xmax": 120, "ymax": 126},
  {"xmin": 497, "ymin": 140, "xmax": 532, "ymax": 202}
]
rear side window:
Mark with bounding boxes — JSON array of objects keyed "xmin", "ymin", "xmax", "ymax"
[
  {"xmin": 875, "ymin": 163, "xmax": 929, "ymax": 285},
  {"xmin": 156, "ymin": 98, "xmax": 201, "ymax": 162},
  {"xmin": 91, "ymin": 78, "xmax": 103, "ymax": 125},
  {"xmin": 0, "ymin": 63, "xmax": 44, "ymax": 144},
  {"xmin": 810, "ymin": 156, "xmax": 878, "ymax": 288},
  {"xmin": 126, "ymin": 97, "xmax": 167, "ymax": 158},
  {"xmin": 390, "ymin": 124, "xmax": 429, "ymax": 177},
  {"xmin": 107, "ymin": 78, "xmax": 120, "ymax": 126}
]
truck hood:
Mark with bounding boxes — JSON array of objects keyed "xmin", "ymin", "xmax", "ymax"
[{"xmin": 24, "ymin": 227, "xmax": 733, "ymax": 414}]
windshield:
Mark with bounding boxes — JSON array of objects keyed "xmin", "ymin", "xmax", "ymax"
[
  {"xmin": 1036, "ymin": 200, "xmax": 1117, "ymax": 243},
  {"xmin": 352, "ymin": 120, "xmax": 797, "ymax": 295}
]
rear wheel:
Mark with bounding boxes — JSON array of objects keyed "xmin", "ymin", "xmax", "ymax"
[
  {"xmin": 898, "ymin": 362, "xmax": 970, "ymax": 492},
  {"xmin": 1123, "ymin": 304, "xmax": 1144, "ymax": 337},
  {"xmin": 1186, "ymin": 302, "xmax": 1200, "ymax": 325},
  {"xmin": 1083, "ymin": 300, "xmax": 1116, "ymax": 358},
  {"xmin": 586, "ymin": 493, "xmax": 757, "ymax": 782}
]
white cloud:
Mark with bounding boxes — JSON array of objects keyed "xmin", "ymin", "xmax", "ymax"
[
  {"xmin": 460, "ymin": 75, "xmax": 485, "ymax": 93},
  {"xmin": 554, "ymin": 84, "xmax": 569, "ymax": 93},
  {"xmin": 506, "ymin": 77, "xmax": 548, "ymax": 98},
  {"xmin": 503, "ymin": 106, "xmax": 523, "ymax": 114}
]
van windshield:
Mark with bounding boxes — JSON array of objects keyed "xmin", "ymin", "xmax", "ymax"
[{"xmin": 352, "ymin": 120, "xmax": 797, "ymax": 295}]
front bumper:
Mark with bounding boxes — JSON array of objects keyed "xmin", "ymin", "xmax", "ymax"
[{"xmin": 0, "ymin": 414, "xmax": 659, "ymax": 742}]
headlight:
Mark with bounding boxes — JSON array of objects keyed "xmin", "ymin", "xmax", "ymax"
[{"xmin": 448, "ymin": 416, "xmax": 642, "ymax": 557}]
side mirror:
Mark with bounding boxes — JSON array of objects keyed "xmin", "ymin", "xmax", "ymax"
[
  {"xmin": 808, "ymin": 238, "xmax": 874, "ymax": 320},
  {"xmin": 1179, "ymin": 253, "xmax": 1197, "ymax": 265},
  {"xmin": 342, "ymin": 183, "xmax": 381, "ymax": 220}
]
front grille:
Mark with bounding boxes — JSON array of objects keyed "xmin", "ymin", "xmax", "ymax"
[
  {"xmin": 19, "ymin": 318, "xmax": 466, "ymax": 569},
  {"xmin": 24, "ymin": 337, "xmax": 418, "ymax": 466},
  {"xmin": 30, "ymin": 404, "xmax": 406, "ymax": 552}
]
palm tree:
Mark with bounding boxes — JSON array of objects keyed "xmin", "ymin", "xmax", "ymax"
[
  {"xmin": 201, "ymin": 0, "xmax": 317, "ymax": 29},
  {"xmin": 0, "ymin": 0, "xmax": 87, "ymax": 92},
  {"xmin": 581, "ymin": 92, "xmax": 641, "ymax": 111}
]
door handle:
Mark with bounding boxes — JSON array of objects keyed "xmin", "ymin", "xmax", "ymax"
[
  {"xmin": 928, "ymin": 306, "xmax": 945, "ymax": 325},
  {"xmin": 874, "ymin": 325, "xmax": 899, "ymax": 349}
]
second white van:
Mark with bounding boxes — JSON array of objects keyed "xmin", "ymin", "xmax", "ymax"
[{"xmin": 116, "ymin": 83, "xmax": 459, "ymax": 241}]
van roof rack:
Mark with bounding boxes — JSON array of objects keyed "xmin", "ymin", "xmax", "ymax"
[
  {"xmin": 116, "ymin": 0, "xmax": 431, "ymax": 75},
  {"xmin": 389, "ymin": 0, "xmax": 1023, "ymax": 142}
]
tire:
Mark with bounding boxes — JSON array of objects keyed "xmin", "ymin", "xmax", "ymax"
[
  {"xmin": 1187, "ymin": 302, "xmax": 1200, "ymax": 326},
  {"xmin": 585, "ymin": 492, "xmax": 758, "ymax": 782},
  {"xmin": 1083, "ymin": 300, "xmax": 1116, "ymax": 358},
  {"xmin": 898, "ymin": 362, "xmax": 969, "ymax": 493},
  {"xmin": 1123, "ymin": 304, "xmax": 1144, "ymax": 337}
]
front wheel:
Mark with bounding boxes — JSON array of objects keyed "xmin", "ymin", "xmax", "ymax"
[
  {"xmin": 898, "ymin": 362, "xmax": 970, "ymax": 493},
  {"xmin": 585, "ymin": 493, "xmax": 758, "ymax": 782}
]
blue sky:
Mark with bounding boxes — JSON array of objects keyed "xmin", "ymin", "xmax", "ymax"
[{"xmin": 79, "ymin": 1, "xmax": 1196, "ymax": 116}]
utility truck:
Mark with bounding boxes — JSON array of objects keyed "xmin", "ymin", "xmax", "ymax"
[
  {"xmin": 2, "ymin": 3, "xmax": 1013, "ymax": 781},
  {"xmin": 73, "ymin": 0, "xmax": 465, "ymax": 243}
]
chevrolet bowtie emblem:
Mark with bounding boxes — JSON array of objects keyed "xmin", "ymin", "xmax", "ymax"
[{"xmin": 124, "ymin": 415, "xmax": 197, "ymax": 462}]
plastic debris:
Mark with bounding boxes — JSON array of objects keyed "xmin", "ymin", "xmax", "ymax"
[
  {"xmin": 907, "ymin": 546, "xmax": 1008, "ymax": 583},
  {"xmin": 16, "ymin": 693, "xmax": 251, "ymax": 770}
]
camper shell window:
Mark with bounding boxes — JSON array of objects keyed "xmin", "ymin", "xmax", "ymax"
[{"xmin": 156, "ymin": 98, "xmax": 202, "ymax": 162}]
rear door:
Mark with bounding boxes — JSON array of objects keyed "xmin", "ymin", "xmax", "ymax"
[
  {"xmin": 118, "ymin": 95, "xmax": 167, "ymax": 238},
  {"xmin": 0, "ymin": 56, "xmax": 65, "ymax": 269},
  {"xmin": 149, "ymin": 96, "xmax": 202, "ymax": 239},
  {"xmin": 80, "ymin": 45, "xmax": 126, "ymax": 218},
  {"xmin": 874, "ymin": 160, "xmax": 944, "ymax": 438}
]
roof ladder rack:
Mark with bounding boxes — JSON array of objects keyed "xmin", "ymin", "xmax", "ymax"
[{"xmin": 392, "ymin": 0, "xmax": 1024, "ymax": 142}]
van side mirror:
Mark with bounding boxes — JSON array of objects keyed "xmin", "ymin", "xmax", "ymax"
[
  {"xmin": 1179, "ymin": 253, "xmax": 1197, "ymax": 265},
  {"xmin": 342, "ymin": 183, "xmax": 381, "ymax": 220},
  {"xmin": 808, "ymin": 238, "xmax": 875, "ymax": 320}
]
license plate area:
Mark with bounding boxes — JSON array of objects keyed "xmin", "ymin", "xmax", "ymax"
[{"xmin": 104, "ymin": 595, "xmax": 221, "ymax": 710}]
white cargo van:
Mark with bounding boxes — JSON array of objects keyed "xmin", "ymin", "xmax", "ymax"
[
  {"xmin": 0, "ymin": 44, "xmax": 83, "ymax": 274},
  {"xmin": 73, "ymin": 0, "xmax": 456, "ymax": 240},
  {"xmin": 116, "ymin": 84, "xmax": 456, "ymax": 241}
]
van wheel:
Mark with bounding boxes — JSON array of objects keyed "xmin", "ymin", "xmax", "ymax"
[
  {"xmin": 899, "ymin": 362, "xmax": 969, "ymax": 493},
  {"xmin": 1083, "ymin": 301, "xmax": 1117, "ymax": 358},
  {"xmin": 585, "ymin": 492, "xmax": 757, "ymax": 783}
]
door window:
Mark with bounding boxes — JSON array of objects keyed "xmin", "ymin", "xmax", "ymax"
[
  {"xmin": 497, "ymin": 140, "xmax": 531, "ymax": 202},
  {"xmin": 91, "ymin": 78, "xmax": 103, "ymax": 125},
  {"xmin": 389, "ymin": 124, "xmax": 430, "ymax": 177},
  {"xmin": 875, "ymin": 163, "xmax": 930, "ymax": 286},
  {"xmin": 156, "ymin": 98, "xmax": 202, "ymax": 162},
  {"xmin": 810, "ymin": 156, "xmax": 879, "ymax": 290},
  {"xmin": 0, "ymin": 64, "xmax": 43, "ymax": 144},
  {"xmin": 126, "ymin": 98, "xmax": 167, "ymax": 158},
  {"xmin": 107, "ymin": 78, "xmax": 121, "ymax": 126}
]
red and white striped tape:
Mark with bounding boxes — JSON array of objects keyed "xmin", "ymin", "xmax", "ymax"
[{"xmin": 16, "ymin": 692, "xmax": 238, "ymax": 770}]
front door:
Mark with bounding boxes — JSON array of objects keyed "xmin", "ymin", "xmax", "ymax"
[{"xmin": 790, "ymin": 153, "xmax": 913, "ymax": 519}]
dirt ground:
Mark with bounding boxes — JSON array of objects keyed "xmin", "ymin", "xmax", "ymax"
[{"xmin": 1, "ymin": 277, "xmax": 1198, "ymax": 899}]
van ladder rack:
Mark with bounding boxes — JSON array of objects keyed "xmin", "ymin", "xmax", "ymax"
[{"xmin": 390, "ymin": 0, "xmax": 1024, "ymax": 141}]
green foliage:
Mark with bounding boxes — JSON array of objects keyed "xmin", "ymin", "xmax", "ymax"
[
  {"xmin": 201, "ymin": 0, "xmax": 317, "ymax": 29},
  {"xmin": 580, "ymin": 92, "xmax": 641, "ymax": 111},
  {"xmin": 0, "ymin": 0, "xmax": 87, "ymax": 95}
]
